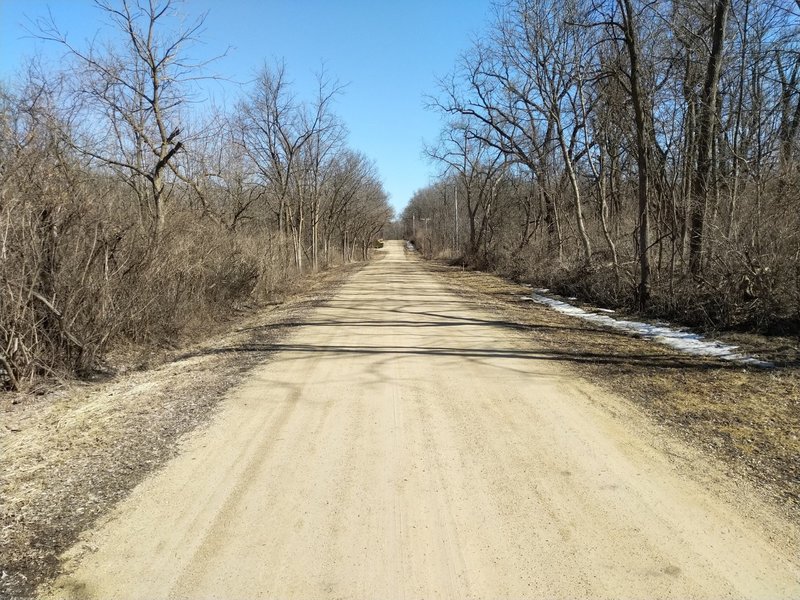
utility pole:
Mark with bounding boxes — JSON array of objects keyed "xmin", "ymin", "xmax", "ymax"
[{"xmin": 454, "ymin": 184, "xmax": 459, "ymax": 251}]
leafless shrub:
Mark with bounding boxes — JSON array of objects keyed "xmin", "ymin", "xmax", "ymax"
[{"xmin": 0, "ymin": 3, "xmax": 392, "ymax": 392}]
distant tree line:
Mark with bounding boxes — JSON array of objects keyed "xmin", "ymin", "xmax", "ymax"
[
  {"xmin": 0, "ymin": 0, "xmax": 390, "ymax": 390},
  {"xmin": 405, "ymin": 0, "xmax": 799, "ymax": 332}
]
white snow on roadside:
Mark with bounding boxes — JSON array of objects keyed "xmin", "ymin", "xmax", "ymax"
[{"xmin": 524, "ymin": 291, "xmax": 772, "ymax": 367}]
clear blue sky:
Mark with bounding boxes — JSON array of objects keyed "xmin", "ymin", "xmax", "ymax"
[{"xmin": 0, "ymin": 0, "xmax": 494, "ymax": 214}]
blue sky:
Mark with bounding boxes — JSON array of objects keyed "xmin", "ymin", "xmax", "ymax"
[{"xmin": 0, "ymin": 0, "xmax": 494, "ymax": 213}]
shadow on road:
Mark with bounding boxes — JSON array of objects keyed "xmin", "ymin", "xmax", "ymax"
[
  {"xmin": 174, "ymin": 340, "xmax": 731, "ymax": 372},
  {"xmin": 173, "ymin": 253, "xmax": 737, "ymax": 374}
]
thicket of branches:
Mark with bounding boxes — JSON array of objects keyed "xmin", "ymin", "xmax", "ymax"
[
  {"xmin": 0, "ymin": 0, "xmax": 390, "ymax": 391},
  {"xmin": 406, "ymin": 0, "xmax": 800, "ymax": 333}
]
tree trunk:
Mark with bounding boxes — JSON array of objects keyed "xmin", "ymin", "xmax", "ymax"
[
  {"xmin": 621, "ymin": 0, "xmax": 651, "ymax": 309},
  {"xmin": 556, "ymin": 115, "xmax": 592, "ymax": 266},
  {"xmin": 689, "ymin": 0, "xmax": 730, "ymax": 275}
]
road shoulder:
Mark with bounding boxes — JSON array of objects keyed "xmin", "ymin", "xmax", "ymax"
[
  {"xmin": 426, "ymin": 260, "xmax": 800, "ymax": 528},
  {"xmin": 0, "ymin": 262, "xmax": 363, "ymax": 599}
]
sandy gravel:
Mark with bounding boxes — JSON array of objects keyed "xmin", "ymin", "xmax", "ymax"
[{"xmin": 42, "ymin": 241, "xmax": 799, "ymax": 599}]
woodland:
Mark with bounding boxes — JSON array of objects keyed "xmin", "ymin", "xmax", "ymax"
[
  {"xmin": 0, "ymin": 0, "xmax": 391, "ymax": 390},
  {"xmin": 407, "ymin": 0, "xmax": 800, "ymax": 334},
  {"xmin": 3, "ymin": 0, "xmax": 800, "ymax": 391}
]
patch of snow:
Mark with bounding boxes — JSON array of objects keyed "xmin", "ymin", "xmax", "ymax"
[
  {"xmin": 405, "ymin": 241, "xmax": 416, "ymax": 252},
  {"xmin": 528, "ymin": 293, "xmax": 772, "ymax": 368}
]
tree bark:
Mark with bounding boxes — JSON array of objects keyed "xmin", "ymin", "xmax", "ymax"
[
  {"xmin": 689, "ymin": 0, "xmax": 730, "ymax": 275},
  {"xmin": 621, "ymin": 0, "xmax": 651, "ymax": 309}
]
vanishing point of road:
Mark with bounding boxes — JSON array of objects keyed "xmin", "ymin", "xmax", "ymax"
[{"xmin": 45, "ymin": 241, "xmax": 799, "ymax": 599}]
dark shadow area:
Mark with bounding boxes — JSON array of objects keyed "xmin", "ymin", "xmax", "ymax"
[
  {"xmin": 235, "ymin": 308, "xmax": 636, "ymax": 341},
  {"xmin": 174, "ymin": 341, "xmax": 736, "ymax": 372}
]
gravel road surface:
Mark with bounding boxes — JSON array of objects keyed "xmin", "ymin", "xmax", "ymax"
[{"xmin": 43, "ymin": 241, "xmax": 799, "ymax": 599}]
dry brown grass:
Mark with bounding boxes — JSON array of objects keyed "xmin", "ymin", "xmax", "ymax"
[
  {"xmin": 427, "ymin": 261, "xmax": 800, "ymax": 519},
  {"xmin": 0, "ymin": 263, "xmax": 361, "ymax": 599}
]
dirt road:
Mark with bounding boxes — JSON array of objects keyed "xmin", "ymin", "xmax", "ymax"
[{"xmin": 44, "ymin": 241, "xmax": 799, "ymax": 599}]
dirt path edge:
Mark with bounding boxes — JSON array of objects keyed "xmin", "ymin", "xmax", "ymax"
[{"xmin": 0, "ymin": 261, "xmax": 366, "ymax": 599}]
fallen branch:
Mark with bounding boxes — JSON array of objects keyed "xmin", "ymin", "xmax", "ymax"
[
  {"xmin": 4, "ymin": 276, "xmax": 90, "ymax": 361},
  {"xmin": 26, "ymin": 289, "xmax": 87, "ymax": 355}
]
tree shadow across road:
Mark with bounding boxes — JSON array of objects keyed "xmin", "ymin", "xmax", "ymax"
[{"xmin": 173, "ymin": 340, "xmax": 733, "ymax": 372}]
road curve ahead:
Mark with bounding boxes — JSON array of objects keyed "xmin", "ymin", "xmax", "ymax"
[{"xmin": 46, "ymin": 241, "xmax": 799, "ymax": 599}]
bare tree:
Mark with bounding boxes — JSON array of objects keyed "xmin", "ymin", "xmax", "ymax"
[
  {"xmin": 426, "ymin": 118, "xmax": 506, "ymax": 262},
  {"xmin": 688, "ymin": 0, "xmax": 731, "ymax": 274},
  {"xmin": 37, "ymin": 0, "xmax": 213, "ymax": 240},
  {"xmin": 238, "ymin": 63, "xmax": 345, "ymax": 271},
  {"xmin": 605, "ymin": 0, "xmax": 654, "ymax": 308}
]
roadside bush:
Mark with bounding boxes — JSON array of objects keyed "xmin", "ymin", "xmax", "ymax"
[
  {"xmin": 470, "ymin": 204, "xmax": 800, "ymax": 335},
  {"xmin": 0, "ymin": 168, "xmax": 298, "ymax": 389}
]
